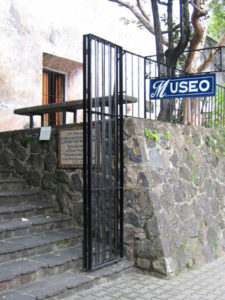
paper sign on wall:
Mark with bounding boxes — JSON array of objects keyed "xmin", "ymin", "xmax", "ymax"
[{"xmin": 39, "ymin": 126, "xmax": 51, "ymax": 141}]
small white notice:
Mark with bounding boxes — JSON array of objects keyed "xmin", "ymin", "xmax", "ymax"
[
  {"xmin": 39, "ymin": 126, "xmax": 52, "ymax": 141},
  {"xmin": 21, "ymin": 218, "xmax": 29, "ymax": 222}
]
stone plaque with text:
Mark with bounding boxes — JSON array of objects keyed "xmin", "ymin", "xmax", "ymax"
[{"xmin": 58, "ymin": 127, "xmax": 83, "ymax": 168}]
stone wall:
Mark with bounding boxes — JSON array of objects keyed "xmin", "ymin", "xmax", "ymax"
[
  {"xmin": 1, "ymin": 118, "xmax": 225, "ymax": 277},
  {"xmin": 123, "ymin": 117, "xmax": 225, "ymax": 277},
  {"xmin": 0, "ymin": 125, "xmax": 83, "ymax": 226}
]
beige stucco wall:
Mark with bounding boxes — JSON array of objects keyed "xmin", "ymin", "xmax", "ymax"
[{"xmin": 0, "ymin": 0, "xmax": 155, "ymax": 131}]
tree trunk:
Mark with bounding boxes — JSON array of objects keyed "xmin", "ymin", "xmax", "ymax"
[
  {"xmin": 151, "ymin": 0, "xmax": 165, "ymax": 75},
  {"xmin": 183, "ymin": 0, "xmax": 208, "ymax": 126},
  {"xmin": 158, "ymin": 0, "xmax": 190, "ymax": 122}
]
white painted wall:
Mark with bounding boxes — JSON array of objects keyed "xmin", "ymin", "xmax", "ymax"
[{"xmin": 0, "ymin": 0, "xmax": 155, "ymax": 131}]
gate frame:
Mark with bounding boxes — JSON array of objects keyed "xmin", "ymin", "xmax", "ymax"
[
  {"xmin": 83, "ymin": 34, "xmax": 225, "ymax": 271},
  {"xmin": 83, "ymin": 34, "xmax": 124, "ymax": 271}
]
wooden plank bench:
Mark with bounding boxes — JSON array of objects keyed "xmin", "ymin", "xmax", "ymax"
[{"xmin": 14, "ymin": 96, "xmax": 137, "ymax": 128}]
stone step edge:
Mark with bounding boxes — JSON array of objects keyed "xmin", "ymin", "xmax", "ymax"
[
  {"xmin": 0, "ymin": 245, "xmax": 82, "ymax": 288},
  {"xmin": 0, "ymin": 201, "xmax": 55, "ymax": 215},
  {"xmin": 0, "ymin": 260, "xmax": 133, "ymax": 299},
  {"xmin": 0, "ymin": 202, "xmax": 56, "ymax": 221},
  {"xmin": 0, "ymin": 168, "xmax": 12, "ymax": 174},
  {"xmin": 0, "ymin": 228, "xmax": 82, "ymax": 256},
  {"xmin": 0, "ymin": 189, "xmax": 41, "ymax": 197},
  {"xmin": 0, "ymin": 178, "xmax": 25, "ymax": 184},
  {"xmin": 0, "ymin": 213, "xmax": 74, "ymax": 234}
]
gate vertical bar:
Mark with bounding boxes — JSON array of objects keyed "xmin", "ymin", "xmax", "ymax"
[
  {"xmin": 83, "ymin": 34, "xmax": 93, "ymax": 270},
  {"xmin": 87, "ymin": 36, "xmax": 93, "ymax": 270},
  {"xmin": 119, "ymin": 46, "xmax": 124, "ymax": 258},
  {"xmin": 113, "ymin": 46, "xmax": 118, "ymax": 258},
  {"xmin": 83, "ymin": 35, "xmax": 88, "ymax": 270},
  {"xmin": 144, "ymin": 57, "xmax": 147, "ymax": 119}
]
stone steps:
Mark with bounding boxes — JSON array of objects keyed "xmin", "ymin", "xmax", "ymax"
[
  {"xmin": 0, "ymin": 260, "xmax": 133, "ymax": 300},
  {"xmin": 0, "ymin": 178, "xmax": 26, "ymax": 191},
  {"xmin": 0, "ymin": 214, "xmax": 76, "ymax": 239},
  {"xmin": 0, "ymin": 227, "xmax": 82, "ymax": 263},
  {"xmin": 0, "ymin": 245, "xmax": 82, "ymax": 293},
  {"xmin": 0, "ymin": 201, "xmax": 56, "ymax": 221},
  {"xmin": 0, "ymin": 168, "xmax": 12, "ymax": 179},
  {"xmin": 0, "ymin": 168, "xmax": 132, "ymax": 299},
  {"xmin": 0, "ymin": 189, "xmax": 41, "ymax": 205}
]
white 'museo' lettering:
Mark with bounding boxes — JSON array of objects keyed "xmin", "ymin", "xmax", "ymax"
[
  {"xmin": 199, "ymin": 80, "xmax": 210, "ymax": 92},
  {"xmin": 179, "ymin": 81, "xmax": 188, "ymax": 93},
  {"xmin": 151, "ymin": 79, "xmax": 170, "ymax": 98},
  {"xmin": 170, "ymin": 82, "xmax": 178, "ymax": 94},
  {"xmin": 189, "ymin": 80, "xmax": 198, "ymax": 92}
]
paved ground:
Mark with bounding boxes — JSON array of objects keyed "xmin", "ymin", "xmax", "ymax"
[{"xmin": 64, "ymin": 256, "xmax": 225, "ymax": 300}]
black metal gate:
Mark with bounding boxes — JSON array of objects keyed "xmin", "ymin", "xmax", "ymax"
[{"xmin": 83, "ymin": 34, "xmax": 124, "ymax": 270}]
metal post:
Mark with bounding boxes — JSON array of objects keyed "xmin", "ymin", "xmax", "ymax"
[
  {"xmin": 83, "ymin": 35, "xmax": 88, "ymax": 270},
  {"xmin": 30, "ymin": 115, "xmax": 34, "ymax": 128},
  {"xmin": 119, "ymin": 46, "xmax": 124, "ymax": 258}
]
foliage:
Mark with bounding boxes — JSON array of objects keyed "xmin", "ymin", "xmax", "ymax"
[
  {"xmin": 186, "ymin": 262, "xmax": 194, "ymax": 269},
  {"xmin": 20, "ymin": 136, "xmax": 29, "ymax": 148},
  {"xmin": 191, "ymin": 176, "xmax": 198, "ymax": 186},
  {"xmin": 144, "ymin": 128, "xmax": 159, "ymax": 142},
  {"xmin": 204, "ymin": 84, "xmax": 225, "ymax": 129},
  {"xmin": 55, "ymin": 240, "xmax": 69, "ymax": 246},
  {"xmin": 189, "ymin": 151, "xmax": 195, "ymax": 160},
  {"xmin": 204, "ymin": 220, "xmax": 208, "ymax": 227},
  {"xmin": 208, "ymin": 0, "xmax": 225, "ymax": 41},
  {"xmin": 108, "ymin": 0, "xmax": 224, "ymax": 74},
  {"xmin": 109, "ymin": 0, "xmax": 225, "ymax": 121},
  {"xmin": 164, "ymin": 131, "xmax": 171, "ymax": 140},
  {"xmin": 214, "ymin": 84, "xmax": 225, "ymax": 127},
  {"xmin": 205, "ymin": 136, "xmax": 213, "ymax": 147}
]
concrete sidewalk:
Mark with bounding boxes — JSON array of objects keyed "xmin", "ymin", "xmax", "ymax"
[{"xmin": 64, "ymin": 256, "xmax": 225, "ymax": 300}]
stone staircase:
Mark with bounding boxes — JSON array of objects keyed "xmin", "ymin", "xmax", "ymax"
[{"xmin": 0, "ymin": 168, "xmax": 132, "ymax": 299}]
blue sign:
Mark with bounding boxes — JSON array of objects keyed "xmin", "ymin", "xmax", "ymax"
[{"xmin": 150, "ymin": 73, "xmax": 216, "ymax": 99}]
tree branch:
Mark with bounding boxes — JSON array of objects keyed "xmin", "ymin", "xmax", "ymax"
[
  {"xmin": 108, "ymin": 0, "xmax": 169, "ymax": 46},
  {"xmin": 184, "ymin": 0, "xmax": 208, "ymax": 73},
  {"xmin": 162, "ymin": 23, "xmax": 181, "ymax": 34},
  {"xmin": 167, "ymin": 0, "xmax": 174, "ymax": 49},
  {"xmin": 136, "ymin": 0, "xmax": 150, "ymax": 21},
  {"xmin": 197, "ymin": 33, "xmax": 225, "ymax": 73},
  {"xmin": 189, "ymin": 0, "xmax": 208, "ymax": 17},
  {"xmin": 151, "ymin": 0, "xmax": 165, "ymax": 65},
  {"xmin": 166, "ymin": 0, "xmax": 190, "ymax": 65},
  {"xmin": 157, "ymin": 0, "xmax": 168, "ymax": 5}
]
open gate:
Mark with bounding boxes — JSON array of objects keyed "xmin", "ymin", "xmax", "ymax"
[
  {"xmin": 82, "ymin": 34, "xmax": 225, "ymax": 271},
  {"xmin": 83, "ymin": 34, "xmax": 124, "ymax": 270}
]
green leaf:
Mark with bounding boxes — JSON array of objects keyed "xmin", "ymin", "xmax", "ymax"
[{"xmin": 164, "ymin": 131, "xmax": 171, "ymax": 139}]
